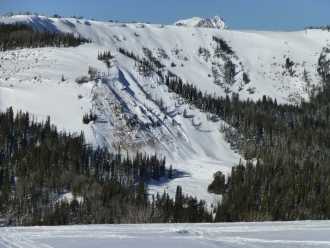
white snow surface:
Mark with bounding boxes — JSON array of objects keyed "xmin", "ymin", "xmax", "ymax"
[
  {"xmin": 1, "ymin": 221, "xmax": 330, "ymax": 247},
  {"xmin": 1, "ymin": 15, "xmax": 330, "ymax": 207},
  {"xmin": 174, "ymin": 15, "xmax": 228, "ymax": 29}
]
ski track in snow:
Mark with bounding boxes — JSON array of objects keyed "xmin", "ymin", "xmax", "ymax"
[{"xmin": 1, "ymin": 221, "xmax": 330, "ymax": 247}]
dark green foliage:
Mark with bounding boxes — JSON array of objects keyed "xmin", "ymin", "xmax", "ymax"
[
  {"xmin": 197, "ymin": 46, "xmax": 211, "ymax": 61},
  {"xmin": 88, "ymin": 66, "xmax": 100, "ymax": 82},
  {"xmin": 317, "ymin": 51, "xmax": 330, "ymax": 85},
  {"xmin": 223, "ymin": 60, "xmax": 236, "ymax": 85},
  {"xmin": 207, "ymin": 171, "xmax": 225, "ymax": 194},
  {"xmin": 118, "ymin": 47, "xmax": 163, "ymax": 79},
  {"xmin": 212, "ymin": 36, "xmax": 234, "ymax": 56},
  {"xmin": 51, "ymin": 14, "xmax": 61, "ymax": 18},
  {"xmin": 0, "ymin": 108, "xmax": 209, "ymax": 225},
  {"xmin": 82, "ymin": 113, "xmax": 89, "ymax": 123},
  {"xmin": 156, "ymin": 187, "xmax": 212, "ymax": 223},
  {"xmin": 183, "ymin": 109, "xmax": 187, "ymax": 118},
  {"xmin": 304, "ymin": 25, "xmax": 330, "ymax": 31},
  {"xmin": 142, "ymin": 46, "xmax": 162, "ymax": 69},
  {"xmin": 215, "ymin": 158, "xmax": 330, "ymax": 222},
  {"xmin": 98, "ymin": 50, "xmax": 111, "ymax": 62},
  {"xmin": 0, "ymin": 22, "xmax": 80, "ymax": 51},
  {"xmin": 98, "ymin": 50, "xmax": 113, "ymax": 76},
  {"xmin": 242, "ymin": 71, "xmax": 250, "ymax": 84},
  {"xmin": 169, "ymin": 165, "xmax": 173, "ymax": 179}
]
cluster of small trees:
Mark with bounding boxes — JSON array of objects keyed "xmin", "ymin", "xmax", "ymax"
[
  {"xmin": 75, "ymin": 66, "xmax": 101, "ymax": 85},
  {"xmin": 197, "ymin": 46, "xmax": 211, "ymax": 62},
  {"xmin": 142, "ymin": 46, "xmax": 162, "ymax": 68},
  {"xmin": 88, "ymin": 66, "xmax": 100, "ymax": 82},
  {"xmin": 304, "ymin": 25, "xmax": 330, "ymax": 31},
  {"xmin": 212, "ymin": 36, "xmax": 235, "ymax": 58},
  {"xmin": 118, "ymin": 47, "xmax": 163, "ymax": 79},
  {"xmin": 164, "ymin": 70, "xmax": 235, "ymax": 113},
  {"xmin": 0, "ymin": 11, "xmax": 82, "ymax": 19},
  {"xmin": 0, "ymin": 22, "xmax": 81, "ymax": 51},
  {"xmin": 82, "ymin": 111, "xmax": 97, "ymax": 124},
  {"xmin": 98, "ymin": 50, "xmax": 111, "ymax": 62},
  {"xmin": 75, "ymin": 75, "xmax": 89, "ymax": 84},
  {"xmin": 98, "ymin": 50, "xmax": 113, "ymax": 76},
  {"xmin": 222, "ymin": 60, "xmax": 236, "ymax": 85},
  {"xmin": 2, "ymin": 11, "xmax": 41, "ymax": 17},
  {"xmin": 317, "ymin": 48, "xmax": 330, "ymax": 86},
  {"xmin": 210, "ymin": 36, "xmax": 250, "ymax": 91}
]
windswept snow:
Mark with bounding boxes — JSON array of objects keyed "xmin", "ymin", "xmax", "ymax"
[
  {"xmin": 1, "ymin": 221, "xmax": 330, "ymax": 247},
  {"xmin": 1, "ymin": 15, "xmax": 330, "ymax": 206}
]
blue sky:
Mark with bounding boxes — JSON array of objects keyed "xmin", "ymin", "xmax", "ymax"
[{"xmin": 1, "ymin": 0, "xmax": 329, "ymax": 30}]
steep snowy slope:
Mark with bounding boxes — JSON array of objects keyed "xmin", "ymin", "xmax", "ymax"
[
  {"xmin": 174, "ymin": 15, "xmax": 228, "ymax": 29},
  {"xmin": 1, "ymin": 15, "xmax": 329, "ymax": 205}
]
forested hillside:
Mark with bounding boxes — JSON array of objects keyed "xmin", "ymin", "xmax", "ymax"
[
  {"xmin": 0, "ymin": 107, "xmax": 211, "ymax": 225},
  {"xmin": 210, "ymin": 48, "xmax": 330, "ymax": 221}
]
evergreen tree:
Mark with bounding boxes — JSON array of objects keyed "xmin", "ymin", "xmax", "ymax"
[{"xmin": 169, "ymin": 165, "xmax": 173, "ymax": 179}]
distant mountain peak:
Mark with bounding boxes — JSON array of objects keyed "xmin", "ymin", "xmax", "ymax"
[{"xmin": 173, "ymin": 15, "xmax": 228, "ymax": 29}]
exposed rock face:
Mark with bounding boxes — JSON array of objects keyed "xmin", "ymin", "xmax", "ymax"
[{"xmin": 174, "ymin": 15, "xmax": 228, "ymax": 29}]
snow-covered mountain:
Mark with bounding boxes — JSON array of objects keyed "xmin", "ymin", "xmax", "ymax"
[
  {"xmin": 0, "ymin": 14, "xmax": 329, "ymax": 205},
  {"xmin": 174, "ymin": 15, "xmax": 228, "ymax": 29}
]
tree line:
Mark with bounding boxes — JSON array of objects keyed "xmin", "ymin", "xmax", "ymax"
[{"xmin": 0, "ymin": 22, "xmax": 82, "ymax": 51}]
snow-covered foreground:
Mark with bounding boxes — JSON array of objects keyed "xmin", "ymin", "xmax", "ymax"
[{"xmin": 1, "ymin": 221, "xmax": 330, "ymax": 247}]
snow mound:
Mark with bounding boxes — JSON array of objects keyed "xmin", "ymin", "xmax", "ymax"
[{"xmin": 174, "ymin": 15, "xmax": 228, "ymax": 29}]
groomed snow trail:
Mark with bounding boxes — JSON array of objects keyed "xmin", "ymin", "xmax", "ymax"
[{"xmin": 2, "ymin": 221, "xmax": 330, "ymax": 247}]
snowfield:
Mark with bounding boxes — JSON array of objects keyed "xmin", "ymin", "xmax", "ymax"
[
  {"xmin": 1, "ymin": 221, "xmax": 330, "ymax": 247},
  {"xmin": 0, "ymin": 15, "xmax": 330, "ymax": 207}
]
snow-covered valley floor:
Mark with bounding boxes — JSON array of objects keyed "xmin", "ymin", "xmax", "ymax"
[{"xmin": 1, "ymin": 221, "xmax": 330, "ymax": 247}]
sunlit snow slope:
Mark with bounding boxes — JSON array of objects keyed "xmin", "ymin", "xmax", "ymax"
[{"xmin": 1, "ymin": 15, "xmax": 329, "ymax": 205}]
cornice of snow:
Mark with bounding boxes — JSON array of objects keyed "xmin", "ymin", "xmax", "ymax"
[{"xmin": 173, "ymin": 15, "xmax": 228, "ymax": 29}]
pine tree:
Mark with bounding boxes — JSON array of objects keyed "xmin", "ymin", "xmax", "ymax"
[
  {"xmin": 169, "ymin": 165, "xmax": 173, "ymax": 179},
  {"xmin": 183, "ymin": 109, "xmax": 187, "ymax": 118}
]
